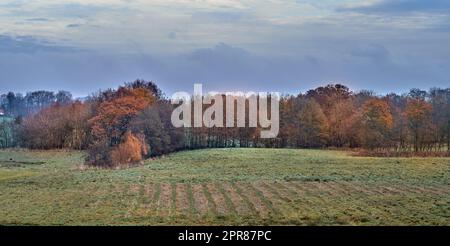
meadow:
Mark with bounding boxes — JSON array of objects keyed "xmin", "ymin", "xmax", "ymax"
[{"xmin": 0, "ymin": 148, "xmax": 449, "ymax": 225}]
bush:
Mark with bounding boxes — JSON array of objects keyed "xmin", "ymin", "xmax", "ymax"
[
  {"xmin": 86, "ymin": 132, "xmax": 148, "ymax": 168},
  {"xmin": 110, "ymin": 132, "xmax": 148, "ymax": 167}
]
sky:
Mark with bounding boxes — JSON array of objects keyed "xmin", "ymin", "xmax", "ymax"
[{"xmin": 0, "ymin": 0, "xmax": 450, "ymax": 97}]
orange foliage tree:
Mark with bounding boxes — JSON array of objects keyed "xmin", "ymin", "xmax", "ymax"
[
  {"xmin": 87, "ymin": 87, "xmax": 155, "ymax": 167},
  {"xmin": 19, "ymin": 101, "xmax": 91, "ymax": 149},
  {"xmin": 361, "ymin": 98, "xmax": 394, "ymax": 149},
  {"xmin": 405, "ymin": 98, "xmax": 433, "ymax": 152}
]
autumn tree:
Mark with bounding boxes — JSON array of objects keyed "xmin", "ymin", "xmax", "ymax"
[
  {"xmin": 405, "ymin": 93, "xmax": 433, "ymax": 152},
  {"xmin": 4, "ymin": 81, "xmax": 450, "ymax": 159},
  {"xmin": 18, "ymin": 101, "xmax": 91, "ymax": 149},
  {"xmin": 306, "ymin": 84, "xmax": 354, "ymax": 147},
  {"xmin": 86, "ymin": 86, "xmax": 156, "ymax": 167},
  {"xmin": 361, "ymin": 98, "xmax": 393, "ymax": 150},
  {"xmin": 279, "ymin": 95, "xmax": 300, "ymax": 147},
  {"xmin": 55, "ymin": 91, "xmax": 73, "ymax": 105},
  {"xmin": 384, "ymin": 93, "xmax": 410, "ymax": 151},
  {"xmin": 429, "ymin": 88, "xmax": 450, "ymax": 151},
  {"xmin": 131, "ymin": 102, "xmax": 173, "ymax": 156},
  {"xmin": 297, "ymin": 99, "xmax": 329, "ymax": 148}
]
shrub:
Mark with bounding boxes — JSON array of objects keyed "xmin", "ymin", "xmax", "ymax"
[
  {"xmin": 85, "ymin": 143, "xmax": 112, "ymax": 167},
  {"xmin": 110, "ymin": 131, "xmax": 148, "ymax": 167}
]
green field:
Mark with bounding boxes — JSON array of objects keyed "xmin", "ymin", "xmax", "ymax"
[{"xmin": 0, "ymin": 148, "xmax": 449, "ymax": 225}]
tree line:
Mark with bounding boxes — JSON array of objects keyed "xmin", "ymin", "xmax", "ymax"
[{"xmin": 0, "ymin": 81, "xmax": 449, "ymax": 167}]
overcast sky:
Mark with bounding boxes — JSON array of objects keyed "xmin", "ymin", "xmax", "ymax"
[{"xmin": 1, "ymin": 0, "xmax": 450, "ymax": 97}]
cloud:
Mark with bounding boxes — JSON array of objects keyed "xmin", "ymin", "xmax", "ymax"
[
  {"xmin": 191, "ymin": 10, "xmax": 247, "ymax": 22},
  {"xmin": 339, "ymin": 0, "xmax": 450, "ymax": 13},
  {"xmin": 2, "ymin": 2, "xmax": 119, "ymax": 19},
  {"xmin": 25, "ymin": 17, "xmax": 50, "ymax": 22},
  {"xmin": 0, "ymin": 1, "xmax": 450, "ymax": 96},
  {"xmin": 350, "ymin": 44, "xmax": 390, "ymax": 62},
  {"xmin": 168, "ymin": 32, "xmax": 177, "ymax": 40},
  {"xmin": 140, "ymin": 42, "xmax": 450, "ymax": 94},
  {"xmin": 187, "ymin": 43, "xmax": 251, "ymax": 64},
  {"xmin": 0, "ymin": 49, "xmax": 159, "ymax": 96},
  {"xmin": 67, "ymin": 23, "xmax": 82, "ymax": 28},
  {"xmin": 0, "ymin": 41, "xmax": 449, "ymax": 97},
  {"xmin": 39, "ymin": 3, "xmax": 111, "ymax": 18},
  {"xmin": 0, "ymin": 35, "xmax": 77, "ymax": 54}
]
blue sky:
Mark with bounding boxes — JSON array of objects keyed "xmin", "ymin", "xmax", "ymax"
[{"xmin": 0, "ymin": 0, "xmax": 449, "ymax": 96}]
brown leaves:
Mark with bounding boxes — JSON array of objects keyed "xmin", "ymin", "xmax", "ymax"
[
  {"xmin": 86, "ymin": 86, "xmax": 155, "ymax": 167},
  {"xmin": 20, "ymin": 101, "xmax": 91, "ymax": 149},
  {"xmin": 89, "ymin": 87, "xmax": 156, "ymax": 142},
  {"xmin": 110, "ymin": 131, "xmax": 148, "ymax": 167},
  {"xmin": 405, "ymin": 98, "xmax": 433, "ymax": 124},
  {"xmin": 363, "ymin": 98, "xmax": 393, "ymax": 130}
]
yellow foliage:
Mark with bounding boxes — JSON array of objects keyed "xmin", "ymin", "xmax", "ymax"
[{"xmin": 110, "ymin": 131, "xmax": 148, "ymax": 167}]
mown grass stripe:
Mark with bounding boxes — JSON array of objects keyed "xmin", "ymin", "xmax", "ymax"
[
  {"xmin": 123, "ymin": 184, "xmax": 140, "ymax": 219},
  {"xmin": 216, "ymin": 182, "xmax": 237, "ymax": 215},
  {"xmin": 262, "ymin": 182, "xmax": 291, "ymax": 202},
  {"xmin": 405, "ymin": 184, "xmax": 446, "ymax": 196},
  {"xmin": 139, "ymin": 184, "xmax": 151, "ymax": 206},
  {"xmin": 275, "ymin": 182, "xmax": 300, "ymax": 198},
  {"xmin": 186, "ymin": 183, "xmax": 197, "ymax": 215},
  {"xmin": 151, "ymin": 183, "xmax": 161, "ymax": 207},
  {"xmin": 246, "ymin": 183, "xmax": 278, "ymax": 215},
  {"xmin": 231, "ymin": 182, "xmax": 259, "ymax": 216},
  {"xmin": 339, "ymin": 181, "xmax": 378, "ymax": 196},
  {"xmin": 287, "ymin": 182, "xmax": 329, "ymax": 217},
  {"xmin": 260, "ymin": 182, "xmax": 307, "ymax": 222},
  {"xmin": 202, "ymin": 183, "xmax": 218, "ymax": 216},
  {"xmin": 321, "ymin": 181, "xmax": 353, "ymax": 196},
  {"xmin": 171, "ymin": 183, "xmax": 177, "ymax": 216},
  {"xmin": 429, "ymin": 184, "xmax": 450, "ymax": 195},
  {"xmin": 152, "ymin": 183, "xmax": 162, "ymax": 216}
]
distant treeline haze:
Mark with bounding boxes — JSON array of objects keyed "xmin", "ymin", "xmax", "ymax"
[{"xmin": 0, "ymin": 80, "xmax": 449, "ymax": 167}]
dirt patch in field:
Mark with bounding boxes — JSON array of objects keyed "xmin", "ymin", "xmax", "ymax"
[
  {"xmin": 429, "ymin": 184, "xmax": 450, "ymax": 195},
  {"xmin": 144, "ymin": 184, "xmax": 155, "ymax": 199},
  {"xmin": 206, "ymin": 183, "xmax": 228, "ymax": 215},
  {"xmin": 256, "ymin": 182, "xmax": 296, "ymax": 216},
  {"xmin": 175, "ymin": 184, "xmax": 190, "ymax": 214},
  {"xmin": 379, "ymin": 185, "xmax": 405, "ymax": 195},
  {"xmin": 290, "ymin": 181, "xmax": 335, "ymax": 197},
  {"xmin": 403, "ymin": 184, "xmax": 446, "ymax": 196},
  {"xmin": 274, "ymin": 182, "xmax": 300, "ymax": 198},
  {"xmin": 338, "ymin": 181, "xmax": 379, "ymax": 196},
  {"xmin": 110, "ymin": 184, "xmax": 124, "ymax": 194},
  {"xmin": 270, "ymin": 182, "xmax": 295, "ymax": 200},
  {"xmin": 129, "ymin": 184, "xmax": 141, "ymax": 193},
  {"xmin": 284, "ymin": 182, "xmax": 307, "ymax": 199},
  {"xmin": 191, "ymin": 184, "xmax": 210, "ymax": 216},
  {"xmin": 308, "ymin": 182, "xmax": 336, "ymax": 196},
  {"xmin": 256, "ymin": 182, "xmax": 283, "ymax": 202},
  {"xmin": 334, "ymin": 181, "xmax": 371, "ymax": 196},
  {"xmin": 280, "ymin": 182, "xmax": 327, "ymax": 222},
  {"xmin": 142, "ymin": 184, "xmax": 155, "ymax": 208},
  {"xmin": 321, "ymin": 181, "xmax": 354, "ymax": 196},
  {"xmin": 157, "ymin": 183, "xmax": 172, "ymax": 217},
  {"xmin": 235, "ymin": 182, "xmax": 270, "ymax": 217},
  {"xmin": 369, "ymin": 185, "xmax": 404, "ymax": 196},
  {"xmin": 221, "ymin": 182, "xmax": 251, "ymax": 215}
]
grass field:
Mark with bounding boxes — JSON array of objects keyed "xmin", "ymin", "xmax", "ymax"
[{"xmin": 0, "ymin": 148, "xmax": 449, "ymax": 225}]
